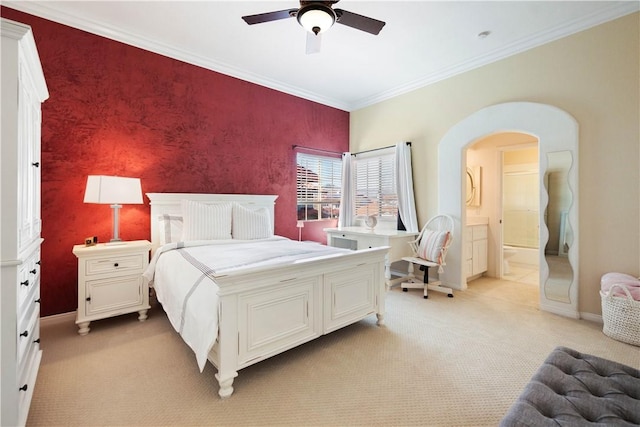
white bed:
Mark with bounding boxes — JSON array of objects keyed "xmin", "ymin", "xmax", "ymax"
[{"xmin": 144, "ymin": 193, "xmax": 387, "ymax": 398}]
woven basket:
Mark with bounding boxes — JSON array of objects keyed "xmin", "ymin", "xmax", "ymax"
[{"xmin": 600, "ymin": 284, "xmax": 640, "ymax": 346}]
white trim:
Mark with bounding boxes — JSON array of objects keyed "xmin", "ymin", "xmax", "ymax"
[
  {"xmin": 439, "ymin": 102, "xmax": 580, "ymax": 319},
  {"xmin": 4, "ymin": 1, "xmax": 637, "ymax": 112},
  {"xmin": 40, "ymin": 310, "xmax": 76, "ymax": 326}
]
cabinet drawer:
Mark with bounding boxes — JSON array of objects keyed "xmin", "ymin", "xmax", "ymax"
[
  {"xmin": 472, "ymin": 225, "xmax": 488, "ymax": 240},
  {"xmin": 84, "ymin": 253, "xmax": 145, "ymax": 276},
  {"xmin": 17, "ymin": 302, "xmax": 39, "ymax": 367},
  {"xmin": 356, "ymin": 236, "xmax": 386, "ymax": 250},
  {"xmin": 18, "ymin": 282, "xmax": 40, "ymax": 332},
  {"xmin": 17, "ymin": 247, "xmax": 41, "ymax": 309}
]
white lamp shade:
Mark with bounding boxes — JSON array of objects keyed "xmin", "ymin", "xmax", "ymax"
[{"xmin": 83, "ymin": 175, "xmax": 143, "ymax": 205}]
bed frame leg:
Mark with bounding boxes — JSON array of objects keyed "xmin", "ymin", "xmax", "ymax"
[{"xmin": 215, "ymin": 371, "xmax": 238, "ymax": 398}]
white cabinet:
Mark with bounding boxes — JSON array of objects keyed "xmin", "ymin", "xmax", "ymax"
[
  {"xmin": 465, "ymin": 225, "xmax": 488, "ymax": 279},
  {"xmin": 324, "ymin": 227, "xmax": 418, "ymax": 288},
  {"xmin": 1, "ymin": 18, "xmax": 49, "ymax": 427},
  {"xmin": 73, "ymin": 240, "xmax": 151, "ymax": 335}
]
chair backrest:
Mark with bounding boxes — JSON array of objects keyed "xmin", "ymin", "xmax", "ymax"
[{"xmin": 410, "ymin": 214, "xmax": 455, "ymax": 266}]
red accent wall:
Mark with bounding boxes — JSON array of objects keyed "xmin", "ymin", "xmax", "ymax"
[{"xmin": 1, "ymin": 8, "xmax": 349, "ymax": 317}]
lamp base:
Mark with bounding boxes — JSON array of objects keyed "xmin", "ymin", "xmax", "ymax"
[{"xmin": 105, "ymin": 240, "xmax": 126, "ymax": 246}]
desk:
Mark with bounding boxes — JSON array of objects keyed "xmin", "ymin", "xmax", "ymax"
[{"xmin": 324, "ymin": 227, "xmax": 418, "ymax": 289}]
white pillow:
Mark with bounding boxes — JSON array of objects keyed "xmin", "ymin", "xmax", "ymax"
[
  {"xmin": 232, "ymin": 203, "xmax": 272, "ymax": 240},
  {"xmin": 181, "ymin": 200, "xmax": 232, "ymax": 241},
  {"xmin": 158, "ymin": 214, "xmax": 183, "ymax": 245}
]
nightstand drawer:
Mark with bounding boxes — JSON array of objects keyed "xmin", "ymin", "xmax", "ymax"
[{"xmin": 84, "ymin": 253, "xmax": 145, "ymax": 276}]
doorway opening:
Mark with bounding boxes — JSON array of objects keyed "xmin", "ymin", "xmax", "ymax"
[
  {"xmin": 438, "ymin": 102, "xmax": 579, "ymax": 318},
  {"xmin": 465, "ymin": 133, "xmax": 539, "ymax": 305}
]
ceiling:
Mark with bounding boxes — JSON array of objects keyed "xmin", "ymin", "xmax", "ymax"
[{"xmin": 4, "ymin": 1, "xmax": 638, "ymax": 111}]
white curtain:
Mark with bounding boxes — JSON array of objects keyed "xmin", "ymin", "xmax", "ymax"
[
  {"xmin": 338, "ymin": 152, "xmax": 354, "ymax": 228},
  {"xmin": 395, "ymin": 142, "xmax": 419, "ymax": 233}
]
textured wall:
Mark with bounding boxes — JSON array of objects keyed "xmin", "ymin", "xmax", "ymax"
[{"xmin": 1, "ymin": 7, "xmax": 349, "ymax": 316}]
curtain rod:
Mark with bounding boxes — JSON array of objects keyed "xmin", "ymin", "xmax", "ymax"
[
  {"xmin": 352, "ymin": 141, "xmax": 411, "ymax": 156},
  {"xmin": 292, "ymin": 145, "xmax": 342, "ymax": 155}
]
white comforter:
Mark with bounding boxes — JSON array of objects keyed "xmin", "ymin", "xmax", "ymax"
[{"xmin": 142, "ymin": 237, "xmax": 349, "ymax": 371}]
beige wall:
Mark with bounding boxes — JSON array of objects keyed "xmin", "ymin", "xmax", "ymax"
[{"xmin": 350, "ymin": 13, "xmax": 640, "ymax": 316}]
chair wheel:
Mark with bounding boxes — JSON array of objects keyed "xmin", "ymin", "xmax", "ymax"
[
  {"xmin": 402, "ymin": 288, "xmax": 407, "ymax": 292},
  {"xmin": 423, "ymin": 295, "xmax": 428, "ymax": 299},
  {"xmin": 447, "ymin": 294, "xmax": 453, "ymax": 298}
]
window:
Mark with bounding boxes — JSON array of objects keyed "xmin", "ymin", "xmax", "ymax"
[
  {"xmin": 353, "ymin": 148, "xmax": 397, "ymax": 221},
  {"xmin": 296, "ymin": 152, "xmax": 342, "ymax": 221}
]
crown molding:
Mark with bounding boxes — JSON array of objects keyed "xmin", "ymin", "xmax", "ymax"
[
  {"xmin": 2, "ymin": 1, "xmax": 350, "ymax": 111},
  {"xmin": 4, "ymin": 1, "xmax": 638, "ymax": 113},
  {"xmin": 350, "ymin": 1, "xmax": 640, "ymax": 111}
]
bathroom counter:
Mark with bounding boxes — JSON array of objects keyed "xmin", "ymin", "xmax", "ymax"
[{"xmin": 467, "ymin": 216, "xmax": 489, "ymax": 226}]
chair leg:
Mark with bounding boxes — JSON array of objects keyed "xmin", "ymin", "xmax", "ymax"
[
  {"xmin": 422, "ymin": 265, "xmax": 454, "ymax": 298},
  {"xmin": 422, "ymin": 265, "xmax": 429, "ymax": 299}
]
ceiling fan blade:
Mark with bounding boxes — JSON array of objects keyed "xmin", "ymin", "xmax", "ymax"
[
  {"xmin": 306, "ymin": 32, "xmax": 321, "ymax": 55},
  {"xmin": 242, "ymin": 9, "xmax": 297, "ymax": 25},
  {"xmin": 334, "ymin": 9, "xmax": 385, "ymax": 35}
]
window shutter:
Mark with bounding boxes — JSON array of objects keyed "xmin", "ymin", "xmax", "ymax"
[
  {"xmin": 296, "ymin": 153, "xmax": 342, "ymax": 221},
  {"xmin": 353, "ymin": 150, "xmax": 397, "ymax": 220}
]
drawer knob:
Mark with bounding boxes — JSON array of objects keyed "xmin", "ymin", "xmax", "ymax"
[
  {"xmin": 31, "ymin": 162, "xmax": 40, "ymax": 167},
  {"xmin": 114, "ymin": 262, "xmax": 119, "ymax": 267},
  {"xmin": 19, "ymin": 384, "xmax": 28, "ymax": 392},
  {"xmin": 86, "ymin": 297, "xmax": 91, "ymax": 302},
  {"xmin": 20, "ymin": 280, "xmax": 29, "ymax": 287},
  {"xmin": 20, "ymin": 330, "xmax": 28, "ymax": 338},
  {"xmin": 35, "ymin": 298, "xmax": 41, "ymax": 304},
  {"xmin": 33, "ymin": 338, "xmax": 40, "ymax": 344},
  {"xmin": 30, "ymin": 269, "xmax": 37, "ymax": 274}
]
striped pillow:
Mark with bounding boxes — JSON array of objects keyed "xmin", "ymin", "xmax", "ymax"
[
  {"xmin": 158, "ymin": 214, "xmax": 183, "ymax": 245},
  {"xmin": 232, "ymin": 203, "xmax": 272, "ymax": 240},
  {"xmin": 417, "ymin": 229, "xmax": 450, "ymax": 264},
  {"xmin": 181, "ymin": 200, "xmax": 232, "ymax": 241}
]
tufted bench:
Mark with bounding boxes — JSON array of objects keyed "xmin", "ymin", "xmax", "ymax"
[{"xmin": 500, "ymin": 346, "xmax": 640, "ymax": 426}]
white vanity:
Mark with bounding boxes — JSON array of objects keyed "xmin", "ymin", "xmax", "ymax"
[{"xmin": 465, "ymin": 218, "xmax": 488, "ymax": 280}]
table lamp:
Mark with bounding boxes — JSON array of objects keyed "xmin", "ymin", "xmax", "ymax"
[{"xmin": 83, "ymin": 175, "xmax": 143, "ymax": 244}]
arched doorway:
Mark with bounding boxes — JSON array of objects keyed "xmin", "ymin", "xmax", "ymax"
[{"xmin": 437, "ymin": 102, "xmax": 580, "ymax": 318}]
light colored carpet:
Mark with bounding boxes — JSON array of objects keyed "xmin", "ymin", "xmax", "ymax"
[{"xmin": 28, "ymin": 277, "xmax": 639, "ymax": 427}]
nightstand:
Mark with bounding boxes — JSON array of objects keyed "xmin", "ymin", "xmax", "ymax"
[{"xmin": 72, "ymin": 240, "xmax": 151, "ymax": 335}]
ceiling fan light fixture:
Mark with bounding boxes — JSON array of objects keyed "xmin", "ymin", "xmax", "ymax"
[{"xmin": 297, "ymin": 4, "xmax": 336, "ymax": 35}]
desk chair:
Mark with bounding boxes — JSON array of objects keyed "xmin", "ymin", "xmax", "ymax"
[{"xmin": 401, "ymin": 214, "xmax": 454, "ymax": 298}]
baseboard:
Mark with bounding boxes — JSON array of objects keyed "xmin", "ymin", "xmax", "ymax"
[
  {"xmin": 40, "ymin": 310, "xmax": 76, "ymax": 326},
  {"xmin": 580, "ymin": 312, "xmax": 603, "ymax": 324}
]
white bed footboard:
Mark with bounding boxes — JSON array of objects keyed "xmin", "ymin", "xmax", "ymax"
[{"xmin": 209, "ymin": 246, "xmax": 387, "ymax": 397}]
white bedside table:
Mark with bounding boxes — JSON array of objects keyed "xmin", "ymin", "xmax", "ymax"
[{"xmin": 73, "ymin": 240, "xmax": 151, "ymax": 335}]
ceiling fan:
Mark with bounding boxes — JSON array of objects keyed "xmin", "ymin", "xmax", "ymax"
[{"xmin": 241, "ymin": 1, "xmax": 386, "ymax": 54}]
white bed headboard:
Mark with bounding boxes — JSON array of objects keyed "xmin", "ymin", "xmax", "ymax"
[{"xmin": 146, "ymin": 193, "xmax": 278, "ymax": 254}]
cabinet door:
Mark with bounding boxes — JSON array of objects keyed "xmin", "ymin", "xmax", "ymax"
[
  {"xmin": 324, "ymin": 263, "xmax": 376, "ymax": 333},
  {"xmin": 237, "ymin": 278, "xmax": 319, "ymax": 366},
  {"xmin": 85, "ymin": 275, "xmax": 143, "ymax": 316},
  {"xmin": 472, "ymin": 240, "xmax": 488, "ymax": 275},
  {"xmin": 17, "ymin": 64, "xmax": 42, "ymax": 251}
]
